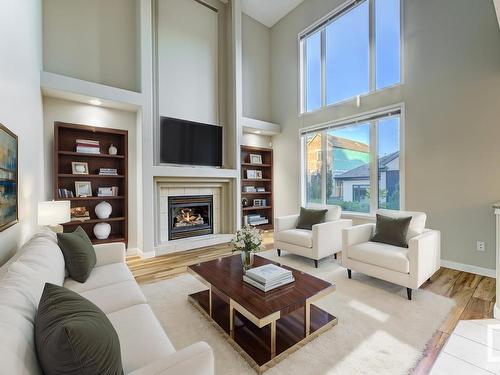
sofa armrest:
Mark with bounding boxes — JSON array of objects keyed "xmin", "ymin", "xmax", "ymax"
[
  {"xmin": 274, "ymin": 214, "xmax": 300, "ymax": 234},
  {"xmin": 408, "ymin": 229, "xmax": 441, "ymax": 288},
  {"xmin": 312, "ymin": 219, "xmax": 352, "ymax": 259},
  {"xmin": 128, "ymin": 342, "xmax": 214, "ymax": 375},
  {"xmin": 93, "ymin": 242, "xmax": 126, "ymax": 267}
]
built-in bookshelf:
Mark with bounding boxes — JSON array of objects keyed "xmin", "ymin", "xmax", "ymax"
[
  {"xmin": 240, "ymin": 145, "xmax": 273, "ymax": 231},
  {"xmin": 53, "ymin": 122, "xmax": 128, "ymax": 245}
]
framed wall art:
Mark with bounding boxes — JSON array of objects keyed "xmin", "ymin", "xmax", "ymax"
[{"xmin": 0, "ymin": 123, "xmax": 18, "ymax": 231}]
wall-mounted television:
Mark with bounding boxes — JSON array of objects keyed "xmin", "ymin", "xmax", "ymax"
[{"xmin": 160, "ymin": 117, "xmax": 222, "ymax": 167}]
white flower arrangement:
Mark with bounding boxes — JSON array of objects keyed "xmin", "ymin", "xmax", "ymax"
[{"xmin": 231, "ymin": 225, "xmax": 263, "ymax": 253}]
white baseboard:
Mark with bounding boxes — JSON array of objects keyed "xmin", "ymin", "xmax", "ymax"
[
  {"xmin": 127, "ymin": 247, "xmax": 155, "ymax": 259},
  {"xmin": 441, "ymin": 259, "xmax": 495, "ymax": 278}
]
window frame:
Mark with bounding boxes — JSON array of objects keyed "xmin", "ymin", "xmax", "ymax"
[
  {"xmin": 300, "ymin": 104, "xmax": 405, "ymax": 217},
  {"xmin": 298, "ymin": 0, "xmax": 404, "ymax": 115}
]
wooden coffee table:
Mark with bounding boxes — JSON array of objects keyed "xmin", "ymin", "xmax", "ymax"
[{"xmin": 188, "ymin": 255, "xmax": 337, "ymax": 373}]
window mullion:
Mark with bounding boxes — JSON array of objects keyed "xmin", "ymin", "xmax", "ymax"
[
  {"xmin": 320, "ymin": 29, "xmax": 326, "ymax": 108},
  {"xmin": 321, "ymin": 130, "xmax": 327, "ymax": 204},
  {"xmin": 370, "ymin": 120, "xmax": 378, "ymax": 214},
  {"xmin": 369, "ymin": 0, "xmax": 376, "ymax": 91}
]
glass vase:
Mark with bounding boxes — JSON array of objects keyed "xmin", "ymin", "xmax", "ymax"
[{"xmin": 241, "ymin": 250, "xmax": 254, "ymax": 272}]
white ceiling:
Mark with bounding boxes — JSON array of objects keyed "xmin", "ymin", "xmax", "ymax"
[{"xmin": 242, "ymin": 0, "xmax": 304, "ymax": 28}]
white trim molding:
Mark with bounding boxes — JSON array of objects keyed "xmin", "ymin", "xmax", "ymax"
[{"xmin": 440, "ymin": 259, "xmax": 495, "ymax": 278}]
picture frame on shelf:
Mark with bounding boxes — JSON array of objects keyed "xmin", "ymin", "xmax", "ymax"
[
  {"xmin": 71, "ymin": 162, "xmax": 89, "ymax": 175},
  {"xmin": 246, "ymin": 170, "xmax": 257, "ymax": 179},
  {"xmin": 253, "ymin": 199, "xmax": 262, "ymax": 207},
  {"xmin": 249, "ymin": 154, "xmax": 262, "ymax": 164},
  {"xmin": 0, "ymin": 123, "xmax": 18, "ymax": 232},
  {"xmin": 75, "ymin": 181, "xmax": 92, "ymax": 197},
  {"xmin": 255, "ymin": 170, "xmax": 263, "ymax": 179}
]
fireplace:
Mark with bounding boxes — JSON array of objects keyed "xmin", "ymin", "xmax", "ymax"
[{"xmin": 168, "ymin": 195, "xmax": 213, "ymax": 240}]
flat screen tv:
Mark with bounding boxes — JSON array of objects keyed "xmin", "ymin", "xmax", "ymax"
[{"xmin": 160, "ymin": 117, "xmax": 222, "ymax": 167}]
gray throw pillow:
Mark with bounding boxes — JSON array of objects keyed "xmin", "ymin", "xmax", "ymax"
[
  {"xmin": 371, "ymin": 214, "xmax": 412, "ymax": 248},
  {"xmin": 57, "ymin": 226, "xmax": 96, "ymax": 283},
  {"xmin": 35, "ymin": 283, "xmax": 123, "ymax": 375},
  {"xmin": 296, "ymin": 207, "xmax": 328, "ymax": 230}
]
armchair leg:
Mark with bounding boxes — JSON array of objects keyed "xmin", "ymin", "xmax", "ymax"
[
  {"xmin": 347, "ymin": 269, "xmax": 351, "ymax": 279},
  {"xmin": 407, "ymin": 288, "xmax": 412, "ymax": 300},
  {"xmin": 334, "ymin": 253, "xmax": 337, "ymax": 260},
  {"xmin": 277, "ymin": 249, "xmax": 281, "ymax": 257},
  {"xmin": 314, "ymin": 260, "xmax": 319, "ymax": 268}
]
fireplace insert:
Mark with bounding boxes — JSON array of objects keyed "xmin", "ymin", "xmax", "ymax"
[{"xmin": 168, "ymin": 195, "xmax": 213, "ymax": 240}]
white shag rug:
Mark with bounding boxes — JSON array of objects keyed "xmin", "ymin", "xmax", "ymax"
[{"xmin": 141, "ymin": 251, "xmax": 454, "ymax": 375}]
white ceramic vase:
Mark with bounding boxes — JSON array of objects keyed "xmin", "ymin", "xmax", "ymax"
[
  {"xmin": 93, "ymin": 222, "xmax": 111, "ymax": 240},
  {"xmin": 95, "ymin": 201, "xmax": 112, "ymax": 219},
  {"xmin": 108, "ymin": 144, "xmax": 118, "ymax": 155}
]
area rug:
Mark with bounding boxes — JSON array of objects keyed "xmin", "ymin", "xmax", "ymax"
[{"xmin": 141, "ymin": 250, "xmax": 454, "ymax": 374}]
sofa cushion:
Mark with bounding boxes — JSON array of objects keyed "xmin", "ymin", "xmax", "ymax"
[
  {"xmin": 80, "ymin": 280, "xmax": 147, "ymax": 314},
  {"xmin": 57, "ymin": 226, "xmax": 96, "ymax": 283},
  {"xmin": 64, "ymin": 262, "xmax": 134, "ymax": 293},
  {"xmin": 0, "ymin": 232, "xmax": 65, "ymax": 375},
  {"xmin": 377, "ymin": 209, "xmax": 426, "ymax": 241},
  {"xmin": 35, "ymin": 283, "xmax": 123, "ymax": 375},
  {"xmin": 371, "ymin": 214, "xmax": 412, "ymax": 248},
  {"xmin": 348, "ymin": 241, "xmax": 410, "ymax": 273},
  {"xmin": 107, "ymin": 304, "xmax": 176, "ymax": 374},
  {"xmin": 325, "ymin": 205, "xmax": 341, "ymax": 221},
  {"xmin": 277, "ymin": 229, "xmax": 313, "ymax": 248},
  {"xmin": 296, "ymin": 207, "xmax": 327, "ymax": 230}
]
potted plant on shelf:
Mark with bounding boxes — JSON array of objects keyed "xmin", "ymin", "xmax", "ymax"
[{"xmin": 231, "ymin": 225, "xmax": 263, "ymax": 271}]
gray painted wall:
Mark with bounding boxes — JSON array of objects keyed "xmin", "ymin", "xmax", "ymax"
[
  {"xmin": 242, "ymin": 14, "xmax": 271, "ymax": 122},
  {"xmin": 270, "ymin": 0, "xmax": 500, "ymax": 270}
]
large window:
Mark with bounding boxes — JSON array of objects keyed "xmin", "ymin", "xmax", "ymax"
[
  {"xmin": 300, "ymin": 0, "xmax": 401, "ymax": 113},
  {"xmin": 303, "ymin": 109, "xmax": 402, "ymax": 213}
]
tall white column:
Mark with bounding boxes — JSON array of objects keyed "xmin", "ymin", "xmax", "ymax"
[{"xmin": 494, "ymin": 204, "xmax": 500, "ymax": 318}]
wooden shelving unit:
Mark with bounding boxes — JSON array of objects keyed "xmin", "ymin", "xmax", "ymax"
[
  {"xmin": 54, "ymin": 122, "xmax": 128, "ymax": 246},
  {"xmin": 240, "ymin": 145, "xmax": 273, "ymax": 231}
]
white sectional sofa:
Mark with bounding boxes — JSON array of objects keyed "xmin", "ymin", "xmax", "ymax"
[{"xmin": 0, "ymin": 230, "xmax": 214, "ymax": 375}]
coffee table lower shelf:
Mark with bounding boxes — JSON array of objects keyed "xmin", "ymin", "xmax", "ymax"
[{"xmin": 188, "ymin": 289, "xmax": 338, "ymax": 373}]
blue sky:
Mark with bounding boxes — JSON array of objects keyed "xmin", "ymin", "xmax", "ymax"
[
  {"xmin": 328, "ymin": 116, "xmax": 400, "ymax": 156},
  {"xmin": 306, "ymin": 0, "xmax": 400, "ymax": 112}
]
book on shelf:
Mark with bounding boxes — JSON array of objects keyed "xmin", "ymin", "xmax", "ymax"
[
  {"xmin": 97, "ymin": 186, "xmax": 119, "ymax": 197},
  {"xmin": 244, "ymin": 214, "xmax": 269, "ymax": 226},
  {"xmin": 76, "ymin": 139, "xmax": 100, "ymax": 154},
  {"xmin": 99, "ymin": 168, "xmax": 118, "ymax": 176},
  {"xmin": 243, "ymin": 186, "xmax": 257, "ymax": 193},
  {"xmin": 58, "ymin": 188, "xmax": 74, "ymax": 198},
  {"xmin": 256, "ymin": 187, "xmax": 266, "ymax": 192}
]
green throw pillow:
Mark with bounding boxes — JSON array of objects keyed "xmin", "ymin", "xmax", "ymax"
[
  {"xmin": 296, "ymin": 207, "xmax": 328, "ymax": 230},
  {"xmin": 57, "ymin": 226, "xmax": 96, "ymax": 283},
  {"xmin": 35, "ymin": 283, "xmax": 123, "ymax": 375},
  {"xmin": 371, "ymin": 214, "xmax": 412, "ymax": 248}
]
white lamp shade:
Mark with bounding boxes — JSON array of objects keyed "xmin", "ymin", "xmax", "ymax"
[{"xmin": 38, "ymin": 201, "xmax": 71, "ymax": 226}]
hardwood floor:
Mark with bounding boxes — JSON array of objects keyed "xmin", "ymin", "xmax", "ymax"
[{"xmin": 126, "ymin": 233, "xmax": 495, "ymax": 374}]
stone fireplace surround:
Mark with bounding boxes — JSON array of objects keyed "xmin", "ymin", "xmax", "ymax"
[{"xmin": 156, "ymin": 177, "xmax": 236, "ymax": 255}]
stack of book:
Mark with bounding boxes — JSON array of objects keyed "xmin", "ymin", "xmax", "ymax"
[
  {"xmin": 58, "ymin": 188, "xmax": 74, "ymax": 198},
  {"xmin": 99, "ymin": 168, "xmax": 118, "ymax": 176},
  {"xmin": 76, "ymin": 139, "xmax": 100, "ymax": 154},
  {"xmin": 243, "ymin": 186, "xmax": 257, "ymax": 193},
  {"xmin": 70, "ymin": 207, "xmax": 90, "ymax": 222},
  {"xmin": 243, "ymin": 264, "xmax": 294, "ymax": 292},
  {"xmin": 98, "ymin": 186, "xmax": 119, "ymax": 197},
  {"xmin": 243, "ymin": 214, "xmax": 269, "ymax": 226}
]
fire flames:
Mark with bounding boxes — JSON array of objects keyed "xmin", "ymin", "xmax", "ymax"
[{"xmin": 174, "ymin": 208, "xmax": 204, "ymax": 227}]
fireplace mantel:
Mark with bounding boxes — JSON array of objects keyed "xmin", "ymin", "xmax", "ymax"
[{"xmin": 152, "ymin": 165, "xmax": 238, "ymax": 179}]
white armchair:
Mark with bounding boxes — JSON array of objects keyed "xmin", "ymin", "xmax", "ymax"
[
  {"xmin": 274, "ymin": 206, "xmax": 352, "ymax": 268},
  {"xmin": 342, "ymin": 209, "xmax": 441, "ymax": 300}
]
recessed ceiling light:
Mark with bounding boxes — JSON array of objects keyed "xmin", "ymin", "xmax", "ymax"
[
  {"xmin": 89, "ymin": 98, "xmax": 102, "ymax": 106},
  {"xmin": 255, "ymin": 130, "xmax": 261, "ymax": 134}
]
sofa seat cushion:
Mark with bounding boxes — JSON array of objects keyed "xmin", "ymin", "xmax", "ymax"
[
  {"xmin": 107, "ymin": 304, "xmax": 176, "ymax": 374},
  {"xmin": 64, "ymin": 263, "xmax": 134, "ymax": 293},
  {"xmin": 348, "ymin": 241, "xmax": 410, "ymax": 273},
  {"xmin": 277, "ymin": 229, "xmax": 313, "ymax": 248},
  {"xmin": 80, "ymin": 280, "xmax": 147, "ymax": 314}
]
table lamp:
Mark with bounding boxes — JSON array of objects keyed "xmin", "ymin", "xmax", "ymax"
[{"xmin": 38, "ymin": 201, "xmax": 71, "ymax": 233}]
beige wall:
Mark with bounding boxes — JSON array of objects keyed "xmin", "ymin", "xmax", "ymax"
[
  {"xmin": 242, "ymin": 14, "xmax": 271, "ymax": 122},
  {"xmin": 271, "ymin": 0, "xmax": 500, "ymax": 269},
  {"xmin": 0, "ymin": 0, "xmax": 44, "ymax": 265},
  {"xmin": 42, "ymin": 97, "xmax": 140, "ymax": 250},
  {"xmin": 43, "ymin": 0, "xmax": 140, "ymax": 92}
]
